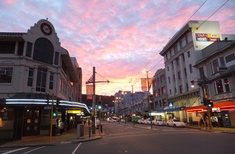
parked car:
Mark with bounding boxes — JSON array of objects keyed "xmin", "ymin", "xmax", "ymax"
[
  {"xmin": 144, "ymin": 118, "xmax": 151, "ymax": 124},
  {"xmin": 167, "ymin": 119, "xmax": 186, "ymax": 127},
  {"xmin": 153, "ymin": 119, "xmax": 167, "ymax": 126}
]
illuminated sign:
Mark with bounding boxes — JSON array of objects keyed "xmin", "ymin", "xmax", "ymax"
[
  {"xmin": 195, "ymin": 33, "xmax": 220, "ymax": 42},
  {"xmin": 67, "ymin": 110, "xmax": 82, "ymax": 114}
]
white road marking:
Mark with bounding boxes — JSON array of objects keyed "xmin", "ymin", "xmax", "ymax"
[
  {"xmin": 23, "ymin": 146, "xmax": 46, "ymax": 154},
  {"xmin": 72, "ymin": 143, "xmax": 82, "ymax": 154},
  {"xmin": 2, "ymin": 147, "xmax": 28, "ymax": 154}
]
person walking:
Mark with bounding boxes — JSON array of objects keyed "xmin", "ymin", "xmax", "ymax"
[{"xmin": 59, "ymin": 120, "xmax": 64, "ymax": 135}]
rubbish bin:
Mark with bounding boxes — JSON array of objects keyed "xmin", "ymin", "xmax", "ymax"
[{"xmin": 77, "ymin": 124, "xmax": 84, "ymax": 138}]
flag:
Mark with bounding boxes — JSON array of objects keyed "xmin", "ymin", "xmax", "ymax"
[
  {"xmin": 86, "ymin": 85, "xmax": 93, "ymax": 100},
  {"xmin": 141, "ymin": 78, "xmax": 152, "ymax": 92},
  {"xmin": 141, "ymin": 78, "xmax": 147, "ymax": 92},
  {"xmin": 86, "ymin": 75, "xmax": 93, "ymax": 84}
]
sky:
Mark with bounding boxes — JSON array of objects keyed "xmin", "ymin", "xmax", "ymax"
[{"xmin": 0, "ymin": 0, "xmax": 234, "ymax": 96}]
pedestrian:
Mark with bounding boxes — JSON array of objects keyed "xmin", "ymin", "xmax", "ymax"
[{"xmin": 59, "ymin": 120, "xmax": 64, "ymax": 135}]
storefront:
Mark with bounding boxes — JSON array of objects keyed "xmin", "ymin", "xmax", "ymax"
[
  {"xmin": 0, "ymin": 98, "xmax": 90, "ymax": 140},
  {"xmin": 185, "ymin": 101, "xmax": 235, "ymax": 127}
]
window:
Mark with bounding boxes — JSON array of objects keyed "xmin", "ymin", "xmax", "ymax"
[
  {"xmin": 49, "ymin": 73, "xmax": 54, "ymax": 90},
  {"xmin": 33, "ymin": 38, "xmax": 54, "ymax": 65},
  {"xmin": 179, "ymin": 85, "xmax": 182, "ymax": 93},
  {"xmin": 54, "ymin": 52, "xmax": 59, "ymax": 65},
  {"xmin": 169, "ymin": 89, "xmax": 172, "ymax": 95},
  {"xmin": 185, "ymin": 35, "xmax": 188, "ymax": 44},
  {"xmin": 178, "ymin": 71, "xmax": 181, "ymax": 79},
  {"xmin": 174, "ymin": 45, "xmax": 177, "ymax": 54},
  {"xmin": 162, "ymin": 86, "xmax": 166, "ymax": 94},
  {"xmin": 189, "ymin": 64, "xmax": 193, "ymax": 73},
  {"xmin": 186, "ymin": 83, "xmax": 189, "ymax": 91},
  {"xmin": 17, "ymin": 41, "xmax": 24, "ymax": 56},
  {"xmin": 184, "ymin": 68, "xmax": 187, "ymax": 76},
  {"xmin": 182, "ymin": 53, "xmax": 185, "ymax": 61},
  {"xmin": 187, "ymin": 51, "xmax": 190, "ymax": 58},
  {"xmin": 26, "ymin": 42, "xmax": 32, "ymax": 57},
  {"xmin": 225, "ymin": 53, "xmax": 235, "ymax": 63},
  {"xmin": 0, "ymin": 67, "xmax": 13, "ymax": 83},
  {"xmin": 36, "ymin": 67, "xmax": 47, "ymax": 92},
  {"xmin": 168, "ymin": 76, "xmax": 171, "ymax": 84},
  {"xmin": 220, "ymin": 57, "xmax": 225, "ymax": 67},
  {"xmin": 167, "ymin": 66, "xmax": 169, "ymax": 71},
  {"xmin": 212, "ymin": 59, "xmax": 219, "ymax": 73},
  {"xmin": 215, "ymin": 78, "xmax": 230, "ymax": 94},
  {"xmin": 27, "ymin": 67, "xmax": 34, "ymax": 86},
  {"xmin": 179, "ymin": 40, "xmax": 182, "ymax": 49},
  {"xmin": 0, "ymin": 41, "xmax": 15, "ymax": 54},
  {"xmin": 155, "ymin": 91, "xmax": 158, "ymax": 97},
  {"xmin": 199, "ymin": 67, "xmax": 205, "ymax": 80}
]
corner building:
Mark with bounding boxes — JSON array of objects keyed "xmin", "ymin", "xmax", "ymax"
[
  {"xmin": 0, "ymin": 19, "xmax": 89, "ymax": 140},
  {"xmin": 160, "ymin": 20, "xmax": 222, "ymax": 122}
]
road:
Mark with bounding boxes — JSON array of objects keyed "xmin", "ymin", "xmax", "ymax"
[{"xmin": 1, "ymin": 121, "xmax": 235, "ymax": 154}]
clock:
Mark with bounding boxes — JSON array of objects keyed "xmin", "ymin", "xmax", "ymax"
[{"xmin": 40, "ymin": 23, "xmax": 52, "ymax": 35}]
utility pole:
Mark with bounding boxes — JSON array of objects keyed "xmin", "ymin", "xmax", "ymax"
[
  {"xmin": 131, "ymin": 85, "xmax": 135, "ymax": 126},
  {"xmin": 146, "ymin": 70, "xmax": 152, "ymax": 129},
  {"xmin": 88, "ymin": 66, "xmax": 109, "ymax": 134},
  {"xmin": 92, "ymin": 67, "xmax": 96, "ymax": 134}
]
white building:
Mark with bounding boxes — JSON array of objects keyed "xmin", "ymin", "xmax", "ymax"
[
  {"xmin": 0, "ymin": 19, "xmax": 89, "ymax": 140},
  {"xmin": 160, "ymin": 20, "xmax": 222, "ymax": 122}
]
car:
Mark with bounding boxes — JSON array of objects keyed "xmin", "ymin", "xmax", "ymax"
[
  {"xmin": 120, "ymin": 118, "xmax": 126, "ymax": 123},
  {"xmin": 167, "ymin": 119, "xmax": 186, "ymax": 127},
  {"xmin": 144, "ymin": 118, "xmax": 151, "ymax": 124},
  {"xmin": 153, "ymin": 119, "xmax": 167, "ymax": 126}
]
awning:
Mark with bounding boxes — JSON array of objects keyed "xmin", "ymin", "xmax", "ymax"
[{"xmin": 185, "ymin": 101, "xmax": 235, "ymax": 112}]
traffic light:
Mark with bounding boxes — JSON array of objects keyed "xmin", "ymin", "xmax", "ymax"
[
  {"xmin": 98, "ymin": 105, "xmax": 102, "ymax": 110},
  {"xmin": 207, "ymin": 99, "xmax": 213, "ymax": 108},
  {"xmin": 52, "ymin": 110, "xmax": 57, "ymax": 117}
]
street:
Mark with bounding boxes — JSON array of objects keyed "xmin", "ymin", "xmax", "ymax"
[{"xmin": 1, "ymin": 121, "xmax": 235, "ymax": 154}]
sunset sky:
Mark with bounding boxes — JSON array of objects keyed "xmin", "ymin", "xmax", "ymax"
[{"xmin": 0, "ymin": 0, "xmax": 234, "ymax": 96}]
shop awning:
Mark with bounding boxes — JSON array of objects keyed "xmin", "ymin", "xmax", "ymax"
[{"xmin": 185, "ymin": 101, "xmax": 235, "ymax": 112}]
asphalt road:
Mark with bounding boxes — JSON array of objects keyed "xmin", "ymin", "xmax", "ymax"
[{"xmin": 1, "ymin": 121, "xmax": 235, "ymax": 154}]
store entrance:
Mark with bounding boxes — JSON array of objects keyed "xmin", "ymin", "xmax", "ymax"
[{"xmin": 23, "ymin": 109, "xmax": 40, "ymax": 136}]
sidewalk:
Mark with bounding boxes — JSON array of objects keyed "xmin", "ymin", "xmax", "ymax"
[
  {"xmin": 0, "ymin": 124, "xmax": 103, "ymax": 148},
  {"xmin": 186, "ymin": 124, "xmax": 235, "ymax": 134}
]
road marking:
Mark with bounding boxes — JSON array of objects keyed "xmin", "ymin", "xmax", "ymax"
[
  {"xmin": 2, "ymin": 147, "xmax": 28, "ymax": 154},
  {"xmin": 72, "ymin": 143, "xmax": 82, "ymax": 154},
  {"xmin": 23, "ymin": 146, "xmax": 46, "ymax": 154}
]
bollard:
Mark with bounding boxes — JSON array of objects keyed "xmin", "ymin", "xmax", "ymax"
[{"xmin": 89, "ymin": 126, "xmax": 91, "ymax": 138}]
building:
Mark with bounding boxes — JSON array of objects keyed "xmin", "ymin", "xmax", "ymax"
[
  {"xmin": 159, "ymin": 20, "xmax": 222, "ymax": 122},
  {"xmin": 151, "ymin": 68, "xmax": 168, "ymax": 120},
  {"xmin": 188, "ymin": 39, "xmax": 235, "ymax": 127},
  {"xmin": 0, "ymin": 19, "xmax": 89, "ymax": 141}
]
